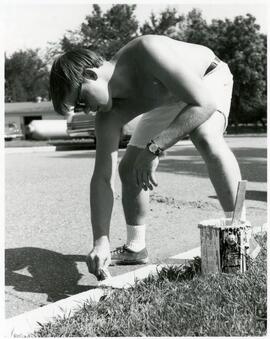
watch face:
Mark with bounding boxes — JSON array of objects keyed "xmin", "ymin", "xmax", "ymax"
[{"xmin": 149, "ymin": 143, "xmax": 158, "ymax": 153}]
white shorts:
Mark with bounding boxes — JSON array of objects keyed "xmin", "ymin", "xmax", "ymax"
[{"xmin": 128, "ymin": 61, "xmax": 233, "ymax": 149}]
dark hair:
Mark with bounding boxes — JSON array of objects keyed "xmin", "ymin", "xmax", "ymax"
[{"xmin": 50, "ymin": 48, "xmax": 104, "ymax": 115}]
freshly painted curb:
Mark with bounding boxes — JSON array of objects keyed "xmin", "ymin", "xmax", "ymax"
[{"xmin": 170, "ymin": 246, "xmax": 201, "ymax": 259}]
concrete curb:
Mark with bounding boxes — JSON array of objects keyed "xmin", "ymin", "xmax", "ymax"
[
  {"xmin": 5, "ymin": 134, "xmax": 265, "ymax": 154},
  {"xmin": 4, "ymin": 140, "xmax": 193, "ymax": 155},
  {"xmin": 4, "ymin": 288, "xmax": 105, "ymax": 337},
  {"xmin": 5, "ymin": 146, "xmax": 56, "ymax": 154},
  {"xmin": 170, "ymin": 246, "xmax": 200, "ymax": 259}
]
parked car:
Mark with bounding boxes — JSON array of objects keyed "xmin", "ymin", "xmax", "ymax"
[
  {"xmin": 5, "ymin": 122, "xmax": 23, "ymax": 141},
  {"xmin": 25, "ymin": 120, "xmax": 69, "ymax": 140},
  {"xmin": 66, "ymin": 112, "xmax": 142, "ymax": 147}
]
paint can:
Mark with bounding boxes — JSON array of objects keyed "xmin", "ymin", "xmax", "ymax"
[{"xmin": 198, "ymin": 218, "xmax": 252, "ymax": 274}]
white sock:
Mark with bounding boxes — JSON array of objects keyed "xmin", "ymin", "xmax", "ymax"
[
  {"xmin": 126, "ymin": 224, "xmax": 146, "ymax": 252},
  {"xmin": 224, "ymin": 205, "xmax": 246, "ymax": 222}
]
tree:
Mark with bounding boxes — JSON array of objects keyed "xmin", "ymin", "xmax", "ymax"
[
  {"xmin": 45, "ymin": 4, "xmax": 139, "ymax": 63},
  {"xmin": 205, "ymin": 14, "xmax": 267, "ymax": 126},
  {"xmin": 140, "ymin": 8, "xmax": 266, "ymax": 127},
  {"xmin": 5, "ymin": 49, "xmax": 50, "ymax": 102},
  {"xmin": 43, "ymin": 6, "xmax": 267, "ymax": 127},
  {"xmin": 65, "ymin": 4, "xmax": 139, "ymax": 59},
  {"xmin": 140, "ymin": 7, "xmax": 185, "ymax": 39},
  {"xmin": 181, "ymin": 8, "xmax": 209, "ymax": 44}
]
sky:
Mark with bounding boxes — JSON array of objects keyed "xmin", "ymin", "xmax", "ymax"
[{"xmin": 2, "ymin": 0, "xmax": 269, "ymax": 56}]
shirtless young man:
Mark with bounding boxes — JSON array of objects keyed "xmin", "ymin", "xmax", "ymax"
[{"xmin": 50, "ymin": 35, "xmax": 244, "ymax": 279}]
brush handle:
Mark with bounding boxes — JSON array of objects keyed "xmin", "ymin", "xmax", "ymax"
[{"xmin": 231, "ymin": 180, "xmax": 247, "ymax": 225}]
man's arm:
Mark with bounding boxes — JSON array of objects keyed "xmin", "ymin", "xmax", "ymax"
[
  {"xmin": 90, "ymin": 111, "xmax": 121, "ymax": 245},
  {"xmin": 153, "ymin": 104, "xmax": 213, "ymax": 150},
  {"xmin": 87, "ymin": 111, "xmax": 122, "ymax": 277},
  {"xmin": 87, "ymin": 108, "xmax": 138, "ymax": 277}
]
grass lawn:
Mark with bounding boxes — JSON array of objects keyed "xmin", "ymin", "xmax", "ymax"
[{"xmin": 29, "ymin": 233, "xmax": 267, "ymax": 337}]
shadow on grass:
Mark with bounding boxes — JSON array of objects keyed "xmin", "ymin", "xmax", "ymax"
[{"xmin": 5, "ymin": 247, "xmax": 95, "ymax": 302}]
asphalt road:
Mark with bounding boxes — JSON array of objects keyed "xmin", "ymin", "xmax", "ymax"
[{"xmin": 5, "ymin": 136, "xmax": 267, "ymax": 318}]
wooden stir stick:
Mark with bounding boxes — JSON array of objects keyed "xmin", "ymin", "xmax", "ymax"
[{"xmin": 231, "ymin": 180, "xmax": 247, "ymax": 226}]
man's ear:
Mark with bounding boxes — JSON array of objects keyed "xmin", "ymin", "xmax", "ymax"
[{"xmin": 83, "ymin": 68, "xmax": 98, "ymax": 81}]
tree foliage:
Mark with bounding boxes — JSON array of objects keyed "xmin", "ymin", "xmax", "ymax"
[
  {"xmin": 202, "ymin": 14, "xmax": 266, "ymax": 125},
  {"xmin": 63, "ymin": 4, "xmax": 139, "ymax": 59},
  {"xmin": 141, "ymin": 8, "xmax": 267, "ymax": 126},
  {"xmin": 5, "ymin": 49, "xmax": 49, "ymax": 102},
  {"xmin": 5, "ymin": 4, "xmax": 267, "ymax": 126},
  {"xmin": 140, "ymin": 7, "xmax": 185, "ymax": 39}
]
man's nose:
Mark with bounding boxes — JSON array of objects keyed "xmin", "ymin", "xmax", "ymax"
[{"xmin": 65, "ymin": 108, "xmax": 75, "ymax": 122}]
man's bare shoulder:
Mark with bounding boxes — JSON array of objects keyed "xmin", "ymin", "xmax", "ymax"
[
  {"xmin": 135, "ymin": 35, "xmax": 184, "ymax": 54},
  {"xmin": 136, "ymin": 34, "xmax": 173, "ymax": 45},
  {"xmin": 113, "ymin": 35, "xmax": 178, "ymax": 60},
  {"xmin": 114, "ymin": 35, "xmax": 213, "ymax": 65},
  {"xmin": 130, "ymin": 35, "xmax": 183, "ymax": 73}
]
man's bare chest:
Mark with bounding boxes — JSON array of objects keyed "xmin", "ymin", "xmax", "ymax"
[
  {"xmin": 130, "ymin": 75, "xmax": 177, "ymax": 113},
  {"xmin": 112, "ymin": 78, "xmax": 177, "ymax": 123}
]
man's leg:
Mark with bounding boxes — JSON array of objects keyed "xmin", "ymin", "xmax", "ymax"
[
  {"xmin": 109, "ymin": 146, "xmax": 149, "ymax": 264},
  {"xmin": 119, "ymin": 145, "xmax": 150, "ymax": 225},
  {"xmin": 190, "ymin": 111, "xmax": 244, "ymax": 217}
]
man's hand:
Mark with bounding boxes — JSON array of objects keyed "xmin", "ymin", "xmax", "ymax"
[
  {"xmin": 86, "ymin": 239, "xmax": 111, "ymax": 280},
  {"xmin": 133, "ymin": 149, "xmax": 159, "ymax": 191}
]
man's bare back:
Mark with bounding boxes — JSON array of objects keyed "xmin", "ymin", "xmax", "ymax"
[{"xmin": 110, "ymin": 35, "xmax": 216, "ymax": 115}]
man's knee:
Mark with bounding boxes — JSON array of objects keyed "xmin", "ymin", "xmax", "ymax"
[
  {"xmin": 190, "ymin": 127, "xmax": 226, "ymax": 161},
  {"xmin": 119, "ymin": 146, "xmax": 143, "ymax": 184},
  {"xmin": 118, "ymin": 158, "xmax": 134, "ymax": 184},
  {"xmin": 190, "ymin": 111, "xmax": 226, "ymax": 151}
]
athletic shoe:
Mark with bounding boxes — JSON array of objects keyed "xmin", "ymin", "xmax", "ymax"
[{"xmin": 110, "ymin": 245, "xmax": 149, "ymax": 265}]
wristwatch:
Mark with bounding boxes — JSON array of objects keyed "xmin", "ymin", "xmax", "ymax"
[{"xmin": 146, "ymin": 140, "xmax": 164, "ymax": 156}]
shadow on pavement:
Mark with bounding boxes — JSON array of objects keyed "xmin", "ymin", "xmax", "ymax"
[
  {"xmin": 47, "ymin": 145, "xmax": 266, "ymax": 183},
  {"xmin": 158, "ymin": 147, "xmax": 266, "ymax": 183},
  {"xmin": 246, "ymin": 190, "xmax": 267, "ymax": 202},
  {"xmin": 5, "ymin": 247, "xmax": 95, "ymax": 302},
  {"xmin": 209, "ymin": 190, "xmax": 267, "ymax": 203}
]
